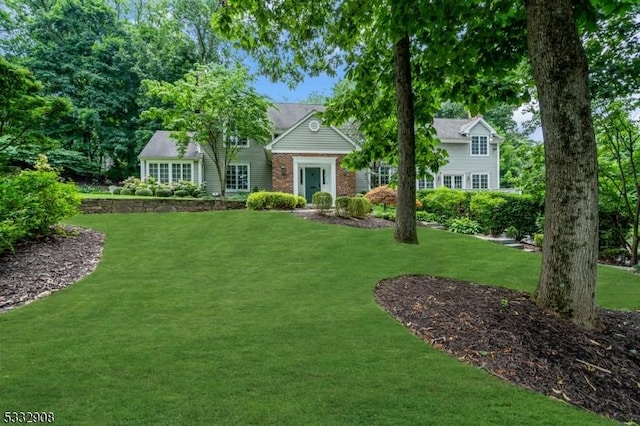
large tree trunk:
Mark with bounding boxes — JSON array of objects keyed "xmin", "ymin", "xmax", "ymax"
[
  {"xmin": 526, "ymin": 0, "xmax": 599, "ymax": 328},
  {"xmin": 393, "ymin": 33, "xmax": 418, "ymax": 244}
]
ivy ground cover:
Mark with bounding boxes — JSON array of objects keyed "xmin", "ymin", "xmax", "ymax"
[{"xmin": 1, "ymin": 211, "xmax": 637, "ymax": 425}]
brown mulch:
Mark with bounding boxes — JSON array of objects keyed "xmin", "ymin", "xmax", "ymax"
[
  {"xmin": 298, "ymin": 211, "xmax": 640, "ymax": 423},
  {"xmin": 292, "ymin": 210, "xmax": 395, "ymax": 228},
  {"xmin": 0, "ymin": 226, "xmax": 105, "ymax": 312}
]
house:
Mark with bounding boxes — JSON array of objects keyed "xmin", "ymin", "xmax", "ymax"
[{"xmin": 138, "ymin": 103, "xmax": 503, "ymax": 201}]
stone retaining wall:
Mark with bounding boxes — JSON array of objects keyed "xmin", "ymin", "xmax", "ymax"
[{"xmin": 80, "ymin": 198, "xmax": 245, "ymax": 214}]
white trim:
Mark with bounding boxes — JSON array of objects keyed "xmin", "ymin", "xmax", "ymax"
[
  {"xmin": 144, "ymin": 160, "xmax": 196, "ymax": 184},
  {"xmin": 309, "ymin": 120, "xmax": 320, "ymax": 132},
  {"xmin": 292, "ymin": 156, "xmax": 337, "ymax": 203},
  {"xmin": 470, "ymin": 135, "xmax": 489, "ymax": 156},
  {"xmin": 269, "ymin": 149, "xmax": 355, "ymax": 154},
  {"xmin": 471, "ymin": 173, "xmax": 489, "ymax": 189},
  {"xmin": 225, "ymin": 163, "xmax": 250, "ymax": 192},
  {"xmin": 496, "ymin": 142, "xmax": 501, "ymax": 189}
]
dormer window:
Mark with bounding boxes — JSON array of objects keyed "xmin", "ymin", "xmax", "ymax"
[{"xmin": 471, "ymin": 135, "xmax": 488, "ymax": 156}]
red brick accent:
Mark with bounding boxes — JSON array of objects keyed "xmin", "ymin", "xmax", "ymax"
[{"xmin": 272, "ymin": 153, "xmax": 356, "ymax": 196}]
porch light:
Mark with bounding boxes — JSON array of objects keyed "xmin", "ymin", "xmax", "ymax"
[{"xmin": 280, "ymin": 164, "xmax": 286, "ymax": 177}]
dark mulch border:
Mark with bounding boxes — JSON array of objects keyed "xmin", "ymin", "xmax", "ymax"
[{"xmin": 375, "ymin": 275, "xmax": 640, "ymax": 423}]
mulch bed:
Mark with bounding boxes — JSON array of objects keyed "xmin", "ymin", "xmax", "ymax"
[{"xmin": 0, "ymin": 226, "xmax": 104, "ymax": 312}]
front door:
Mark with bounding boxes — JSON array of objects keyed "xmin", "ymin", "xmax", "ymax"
[{"xmin": 304, "ymin": 168, "xmax": 321, "ymax": 203}]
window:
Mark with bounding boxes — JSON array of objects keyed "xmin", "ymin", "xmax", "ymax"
[
  {"xmin": 472, "ymin": 174, "xmax": 489, "ymax": 189},
  {"xmin": 372, "ymin": 165, "xmax": 395, "ymax": 187},
  {"xmin": 171, "ymin": 163, "xmax": 192, "ymax": 182},
  {"xmin": 471, "ymin": 135, "xmax": 488, "ymax": 156},
  {"xmin": 148, "ymin": 162, "xmax": 193, "ymax": 183},
  {"xmin": 226, "ymin": 164, "xmax": 249, "ymax": 191},
  {"xmin": 228, "ymin": 135, "xmax": 249, "ymax": 147},
  {"xmin": 416, "ymin": 176, "xmax": 435, "ymax": 190},
  {"xmin": 443, "ymin": 175, "xmax": 463, "ymax": 189}
]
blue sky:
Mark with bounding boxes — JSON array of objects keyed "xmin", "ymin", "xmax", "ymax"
[{"xmin": 252, "ymin": 73, "xmax": 341, "ymax": 103}]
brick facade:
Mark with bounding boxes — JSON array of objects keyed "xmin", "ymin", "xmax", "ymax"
[{"xmin": 272, "ymin": 153, "xmax": 356, "ymax": 196}]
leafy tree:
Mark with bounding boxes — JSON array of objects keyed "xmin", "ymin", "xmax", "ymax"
[
  {"xmin": 141, "ymin": 64, "xmax": 273, "ymax": 195},
  {"xmin": 596, "ymin": 102, "xmax": 640, "ymax": 265},
  {"xmin": 0, "ymin": 57, "xmax": 71, "ymax": 170}
]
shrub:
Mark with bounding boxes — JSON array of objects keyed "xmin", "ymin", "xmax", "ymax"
[
  {"xmin": 174, "ymin": 189, "xmax": 190, "ymax": 197},
  {"xmin": 120, "ymin": 187, "xmax": 134, "ymax": 195},
  {"xmin": 534, "ymin": 233, "xmax": 544, "ymax": 247},
  {"xmin": 470, "ymin": 192, "xmax": 508, "ymax": 236},
  {"xmin": 0, "ymin": 156, "xmax": 80, "ymax": 254},
  {"xmin": 335, "ymin": 196, "xmax": 351, "ymax": 218},
  {"xmin": 246, "ymin": 191, "xmax": 303, "ymax": 210},
  {"xmin": 134, "ymin": 188, "xmax": 153, "ymax": 196},
  {"xmin": 505, "ymin": 225, "xmax": 519, "ymax": 240},
  {"xmin": 174, "ymin": 180, "xmax": 203, "ymax": 197},
  {"xmin": 419, "ymin": 188, "xmax": 470, "ymax": 223},
  {"xmin": 111, "ymin": 187, "xmax": 122, "ymax": 195},
  {"xmin": 447, "ymin": 217, "xmax": 481, "ymax": 235},
  {"xmin": 365, "ymin": 186, "xmax": 397, "ymax": 207},
  {"xmin": 295, "ymin": 196, "xmax": 307, "ymax": 208},
  {"xmin": 372, "ymin": 205, "xmax": 396, "ymax": 221},
  {"xmin": 155, "ymin": 187, "xmax": 173, "ymax": 197},
  {"xmin": 416, "ymin": 211, "xmax": 438, "ymax": 222},
  {"xmin": 349, "ymin": 196, "xmax": 371, "ymax": 218},
  {"xmin": 312, "ymin": 191, "xmax": 333, "ymax": 214}
]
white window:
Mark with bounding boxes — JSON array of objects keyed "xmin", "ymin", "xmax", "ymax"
[
  {"xmin": 226, "ymin": 164, "xmax": 249, "ymax": 191},
  {"xmin": 372, "ymin": 165, "xmax": 395, "ymax": 187},
  {"xmin": 443, "ymin": 175, "xmax": 463, "ymax": 189},
  {"xmin": 171, "ymin": 163, "xmax": 192, "ymax": 182},
  {"xmin": 471, "ymin": 135, "xmax": 489, "ymax": 156},
  {"xmin": 228, "ymin": 135, "xmax": 249, "ymax": 147},
  {"xmin": 417, "ymin": 176, "xmax": 435, "ymax": 190},
  {"xmin": 472, "ymin": 174, "xmax": 489, "ymax": 189},
  {"xmin": 148, "ymin": 162, "xmax": 193, "ymax": 183}
]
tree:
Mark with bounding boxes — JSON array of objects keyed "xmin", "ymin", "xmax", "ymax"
[
  {"xmin": 0, "ymin": 57, "xmax": 71, "ymax": 170},
  {"xmin": 596, "ymin": 103, "xmax": 640, "ymax": 266},
  {"xmin": 141, "ymin": 64, "xmax": 273, "ymax": 195},
  {"xmin": 525, "ymin": 0, "xmax": 600, "ymax": 327}
]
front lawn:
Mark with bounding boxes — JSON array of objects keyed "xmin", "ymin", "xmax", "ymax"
[{"xmin": 1, "ymin": 211, "xmax": 637, "ymax": 425}]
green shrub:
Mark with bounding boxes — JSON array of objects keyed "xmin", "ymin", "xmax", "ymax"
[
  {"xmin": 447, "ymin": 218, "xmax": 481, "ymax": 235},
  {"xmin": 372, "ymin": 205, "xmax": 396, "ymax": 221},
  {"xmin": 470, "ymin": 192, "xmax": 508, "ymax": 236},
  {"xmin": 505, "ymin": 225, "xmax": 519, "ymax": 240},
  {"xmin": 416, "ymin": 211, "xmax": 438, "ymax": 222},
  {"xmin": 155, "ymin": 187, "xmax": 173, "ymax": 197},
  {"xmin": 349, "ymin": 196, "xmax": 371, "ymax": 218},
  {"xmin": 174, "ymin": 189, "xmax": 190, "ymax": 197},
  {"xmin": 295, "ymin": 196, "xmax": 307, "ymax": 208},
  {"xmin": 312, "ymin": 191, "xmax": 333, "ymax": 214},
  {"xmin": 246, "ymin": 191, "xmax": 303, "ymax": 210},
  {"xmin": 0, "ymin": 156, "xmax": 80, "ymax": 254},
  {"xmin": 134, "ymin": 188, "xmax": 153, "ymax": 196},
  {"xmin": 174, "ymin": 180, "xmax": 203, "ymax": 197},
  {"xmin": 534, "ymin": 233, "xmax": 544, "ymax": 247},
  {"xmin": 120, "ymin": 187, "xmax": 134, "ymax": 196},
  {"xmin": 419, "ymin": 188, "xmax": 470, "ymax": 223},
  {"xmin": 335, "ymin": 196, "xmax": 351, "ymax": 218},
  {"xmin": 111, "ymin": 187, "xmax": 122, "ymax": 195}
]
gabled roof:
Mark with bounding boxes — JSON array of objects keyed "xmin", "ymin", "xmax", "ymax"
[
  {"xmin": 433, "ymin": 117, "xmax": 503, "ymax": 141},
  {"xmin": 138, "ymin": 131, "xmax": 202, "ymax": 159},
  {"xmin": 265, "ymin": 109, "xmax": 360, "ymax": 152},
  {"xmin": 268, "ymin": 103, "xmax": 325, "ymax": 131}
]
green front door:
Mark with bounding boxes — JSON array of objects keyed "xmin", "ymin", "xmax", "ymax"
[{"xmin": 304, "ymin": 168, "xmax": 321, "ymax": 203}]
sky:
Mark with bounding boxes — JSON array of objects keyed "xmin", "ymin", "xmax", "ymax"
[{"xmin": 253, "ymin": 73, "xmax": 341, "ymax": 103}]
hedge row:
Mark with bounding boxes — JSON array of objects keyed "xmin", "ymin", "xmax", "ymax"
[
  {"xmin": 246, "ymin": 191, "xmax": 307, "ymax": 210},
  {"xmin": 114, "ymin": 177, "xmax": 205, "ymax": 198},
  {"xmin": 418, "ymin": 188, "xmax": 542, "ymax": 238},
  {"xmin": 0, "ymin": 158, "xmax": 80, "ymax": 254}
]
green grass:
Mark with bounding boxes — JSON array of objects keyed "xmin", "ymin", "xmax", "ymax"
[{"xmin": 1, "ymin": 211, "xmax": 638, "ymax": 425}]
